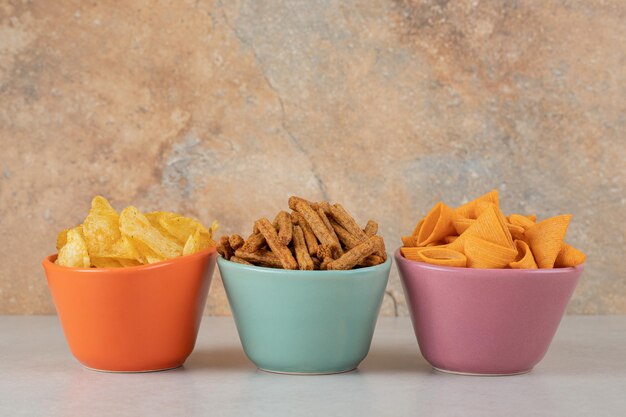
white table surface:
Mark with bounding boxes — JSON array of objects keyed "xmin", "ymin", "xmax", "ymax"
[{"xmin": 1, "ymin": 316, "xmax": 625, "ymax": 417}]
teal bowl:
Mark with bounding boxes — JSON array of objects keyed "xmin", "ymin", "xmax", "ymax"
[{"xmin": 217, "ymin": 256, "xmax": 391, "ymax": 374}]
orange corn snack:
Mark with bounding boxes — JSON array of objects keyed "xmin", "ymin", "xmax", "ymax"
[
  {"xmin": 509, "ymin": 240, "xmax": 538, "ymax": 269},
  {"xmin": 524, "ymin": 214, "xmax": 571, "ymax": 269},
  {"xmin": 417, "ymin": 202, "xmax": 456, "ymax": 246},
  {"xmin": 416, "ymin": 247, "xmax": 467, "ymax": 267},
  {"xmin": 464, "ymin": 235, "xmax": 518, "ymax": 269},
  {"xmin": 400, "ymin": 246, "xmax": 430, "ymax": 261},
  {"xmin": 455, "ymin": 190, "xmax": 499, "ymax": 219},
  {"xmin": 401, "ymin": 191, "xmax": 585, "ymax": 269},
  {"xmin": 554, "ymin": 243, "xmax": 586, "ymax": 268},
  {"xmin": 509, "ymin": 214, "xmax": 536, "ymax": 230}
]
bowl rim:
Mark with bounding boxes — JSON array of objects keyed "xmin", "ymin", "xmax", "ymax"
[
  {"xmin": 217, "ymin": 252, "xmax": 392, "ymax": 276},
  {"xmin": 42, "ymin": 246, "xmax": 217, "ymax": 274},
  {"xmin": 394, "ymin": 247, "xmax": 584, "ymax": 274}
]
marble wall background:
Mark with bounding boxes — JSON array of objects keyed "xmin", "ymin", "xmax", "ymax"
[{"xmin": 1, "ymin": 0, "xmax": 624, "ymax": 315}]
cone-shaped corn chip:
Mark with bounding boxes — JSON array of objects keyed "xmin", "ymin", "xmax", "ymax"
[
  {"xmin": 509, "ymin": 240, "xmax": 538, "ymax": 269},
  {"xmin": 416, "ymin": 247, "xmax": 467, "ymax": 267},
  {"xmin": 507, "ymin": 223, "xmax": 526, "ymax": 240},
  {"xmin": 461, "ymin": 205, "xmax": 514, "ymax": 248},
  {"xmin": 402, "ymin": 236, "xmax": 418, "ymax": 247},
  {"xmin": 444, "ymin": 235, "xmax": 458, "ymax": 244},
  {"xmin": 453, "ymin": 216, "xmax": 473, "ymax": 234},
  {"xmin": 417, "ymin": 202, "xmax": 456, "ymax": 246},
  {"xmin": 554, "ymin": 243, "xmax": 586, "ymax": 267},
  {"xmin": 411, "ymin": 219, "xmax": 424, "ymax": 237},
  {"xmin": 508, "ymin": 214, "xmax": 535, "ymax": 230},
  {"xmin": 464, "ymin": 235, "xmax": 517, "ymax": 269},
  {"xmin": 455, "ymin": 190, "xmax": 499, "ymax": 219},
  {"xmin": 525, "ymin": 214, "xmax": 571, "ymax": 269},
  {"xmin": 400, "ymin": 246, "xmax": 430, "ymax": 261}
]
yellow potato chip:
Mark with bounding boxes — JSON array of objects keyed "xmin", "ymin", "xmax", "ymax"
[
  {"xmin": 508, "ymin": 214, "xmax": 536, "ymax": 230},
  {"xmin": 464, "ymin": 235, "xmax": 517, "ymax": 269},
  {"xmin": 554, "ymin": 243, "xmax": 586, "ymax": 268},
  {"xmin": 120, "ymin": 206, "xmax": 182, "ymax": 260},
  {"xmin": 82, "ymin": 196, "xmax": 121, "ymax": 257},
  {"xmin": 56, "ymin": 226, "xmax": 91, "ymax": 268},
  {"xmin": 157, "ymin": 214, "xmax": 212, "ymax": 246},
  {"xmin": 524, "ymin": 214, "xmax": 571, "ymax": 269},
  {"xmin": 416, "ymin": 247, "xmax": 467, "ymax": 267},
  {"xmin": 455, "ymin": 190, "xmax": 499, "ymax": 219},
  {"xmin": 56, "ymin": 229, "xmax": 69, "ymax": 251},
  {"xmin": 401, "ymin": 236, "xmax": 418, "ymax": 247},
  {"xmin": 145, "ymin": 211, "xmax": 179, "ymax": 241},
  {"xmin": 417, "ymin": 202, "xmax": 456, "ymax": 246},
  {"xmin": 509, "ymin": 240, "xmax": 538, "ymax": 269},
  {"xmin": 91, "ymin": 257, "xmax": 123, "ymax": 268}
]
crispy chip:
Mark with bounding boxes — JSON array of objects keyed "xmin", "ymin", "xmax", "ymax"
[
  {"xmin": 120, "ymin": 206, "xmax": 182, "ymax": 260},
  {"xmin": 411, "ymin": 218, "xmax": 424, "ymax": 237},
  {"xmin": 401, "ymin": 235, "xmax": 418, "ymax": 247},
  {"xmin": 508, "ymin": 214, "xmax": 536, "ymax": 230},
  {"xmin": 464, "ymin": 235, "xmax": 518, "ymax": 269},
  {"xmin": 524, "ymin": 214, "xmax": 571, "ymax": 269},
  {"xmin": 509, "ymin": 240, "xmax": 538, "ymax": 269},
  {"xmin": 56, "ymin": 226, "xmax": 91, "ymax": 268},
  {"xmin": 182, "ymin": 229, "xmax": 202, "ymax": 256},
  {"xmin": 443, "ymin": 235, "xmax": 458, "ymax": 244},
  {"xmin": 91, "ymin": 257, "xmax": 123, "ymax": 268},
  {"xmin": 400, "ymin": 246, "xmax": 430, "ymax": 261},
  {"xmin": 82, "ymin": 196, "xmax": 121, "ymax": 257},
  {"xmin": 416, "ymin": 247, "xmax": 467, "ymax": 267},
  {"xmin": 417, "ymin": 202, "xmax": 456, "ymax": 246},
  {"xmin": 554, "ymin": 243, "xmax": 586, "ymax": 268},
  {"xmin": 56, "ymin": 229, "xmax": 69, "ymax": 251},
  {"xmin": 455, "ymin": 190, "xmax": 499, "ymax": 219}
]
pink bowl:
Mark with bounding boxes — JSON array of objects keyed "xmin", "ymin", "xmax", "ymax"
[{"xmin": 395, "ymin": 249, "xmax": 583, "ymax": 375}]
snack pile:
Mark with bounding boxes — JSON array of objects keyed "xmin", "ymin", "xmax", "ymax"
[
  {"xmin": 218, "ymin": 196, "xmax": 387, "ymax": 270},
  {"xmin": 401, "ymin": 190, "xmax": 586, "ymax": 269},
  {"xmin": 55, "ymin": 196, "xmax": 217, "ymax": 268}
]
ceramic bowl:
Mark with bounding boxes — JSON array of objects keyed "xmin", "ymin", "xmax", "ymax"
[
  {"xmin": 218, "ymin": 256, "xmax": 391, "ymax": 374},
  {"xmin": 42, "ymin": 248, "xmax": 217, "ymax": 372},
  {"xmin": 395, "ymin": 249, "xmax": 582, "ymax": 375}
]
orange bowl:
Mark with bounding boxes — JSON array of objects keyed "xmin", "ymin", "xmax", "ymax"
[{"xmin": 42, "ymin": 248, "xmax": 217, "ymax": 372}]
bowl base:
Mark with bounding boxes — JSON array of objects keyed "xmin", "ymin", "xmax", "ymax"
[
  {"xmin": 82, "ymin": 364, "xmax": 182, "ymax": 373},
  {"xmin": 257, "ymin": 367, "xmax": 357, "ymax": 376},
  {"xmin": 433, "ymin": 366, "xmax": 532, "ymax": 376}
]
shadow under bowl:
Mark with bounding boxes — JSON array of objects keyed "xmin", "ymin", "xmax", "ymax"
[
  {"xmin": 394, "ymin": 248, "xmax": 583, "ymax": 375},
  {"xmin": 42, "ymin": 248, "xmax": 218, "ymax": 372},
  {"xmin": 217, "ymin": 256, "xmax": 392, "ymax": 375}
]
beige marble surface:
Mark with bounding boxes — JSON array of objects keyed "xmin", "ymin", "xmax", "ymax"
[{"xmin": 0, "ymin": 0, "xmax": 624, "ymax": 314}]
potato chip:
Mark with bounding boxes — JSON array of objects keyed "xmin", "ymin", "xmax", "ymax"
[
  {"xmin": 509, "ymin": 240, "xmax": 538, "ymax": 269},
  {"xmin": 416, "ymin": 247, "xmax": 467, "ymax": 267},
  {"xmin": 554, "ymin": 243, "xmax": 586, "ymax": 268},
  {"xmin": 145, "ymin": 211, "xmax": 179, "ymax": 241},
  {"xmin": 56, "ymin": 226, "xmax": 91, "ymax": 268},
  {"xmin": 91, "ymin": 257, "xmax": 123, "ymax": 268},
  {"xmin": 182, "ymin": 229, "xmax": 202, "ymax": 256},
  {"xmin": 417, "ymin": 202, "xmax": 456, "ymax": 246},
  {"xmin": 82, "ymin": 196, "xmax": 121, "ymax": 257},
  {"xmin": 56, "ymin": 229, "xmax": 69, "ymax": 251},
  {"xmin": 464, "ymin": 235, "xmax": 518, "ymax": 269},
  {"xmin": 120, "ymin": 206, "xmax": 182, "ymax": 260},
  {"xmin": 455, "ymin": 190, "xmax": 499, "ymax": 219},
  {"xmin": 524, "ymin": 214, "xmax": 571, "ymax": 269}
]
